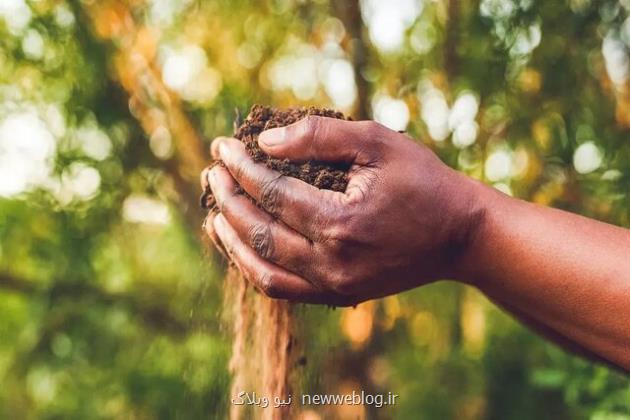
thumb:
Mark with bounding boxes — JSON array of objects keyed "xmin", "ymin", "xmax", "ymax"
[{"xmin": 258, "ymin": 116, "xmax": 378, "ymax": 164}]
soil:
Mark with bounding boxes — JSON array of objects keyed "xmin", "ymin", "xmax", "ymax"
[
  {"xmin": 201, "ymin": 104, "xmax": 350, "ymax": 210},
  {"xmin": 203, "ymin": 105, "xmax": 350, "ymax": 420}
]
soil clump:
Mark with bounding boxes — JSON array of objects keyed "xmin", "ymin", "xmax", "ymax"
[{"xmin": 201, "ymin": 104, "xmax": 350, "ymax": 210}]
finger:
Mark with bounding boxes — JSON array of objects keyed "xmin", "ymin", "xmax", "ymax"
[
  {"xmin": 208, "ymin": 165, "xmax": 320, "ymax": 279},
  {"xmin": 203, "ymin": 212, "xmax": 228, "ymax": 260},
  {"xmin": 258, "ymin": 116, "xmax": 383, "ymax": 165},
  {"xmin": 200, "ymin": 166, "xmax": 211, "ymax": 190},
  {"xmin": 211, "ymin": 136, "xmax": 232, "ymax": 160},
  {"xmin": 216, "ymin": 138, "xmax": 343, "ymax": 239},
  {"xmin": 213, "ymin": 213, "xmax": 327, "ymax": 303}
]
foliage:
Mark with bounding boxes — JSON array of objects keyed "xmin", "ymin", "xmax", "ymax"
[{"xmin": 0, "ymin": 0, "xmax": 628, "ymax": 418}]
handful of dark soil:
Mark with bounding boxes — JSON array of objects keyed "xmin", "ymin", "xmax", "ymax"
[{"xmin": 201, "ymin": 104, "xmax": 351, "ymax": 210}]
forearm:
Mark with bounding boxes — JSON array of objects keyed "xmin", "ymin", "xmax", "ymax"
[
  {"xmin": 485, "ymin": 292, "xmax": 614, "ymax": 368},
  {"xmin": 460, "ymin": 182, "xmax": 630, "ymax": 371},
  {"xmin": 204, "ymin": 118, "xmax": 630, "ymax": 368}
]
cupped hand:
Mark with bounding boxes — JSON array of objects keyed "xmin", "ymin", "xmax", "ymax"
[{"xmin": 201, "ymin": 116, "xmax": 485, "ymax": 306}]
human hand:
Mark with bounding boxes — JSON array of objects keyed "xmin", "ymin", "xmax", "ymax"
[{"xmin": 202, "ymin": 116, "xmax": 485, "ymax": 306}]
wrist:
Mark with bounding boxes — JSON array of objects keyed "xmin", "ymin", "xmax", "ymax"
[{"xmin": 451, "ymin": 177, "xmax": 508, "ymax": 287}]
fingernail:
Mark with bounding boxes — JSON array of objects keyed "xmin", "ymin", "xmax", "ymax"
[
  {"xmin": 202, "ymin": 213, "xmax": 213, "ymax": 231},
  {"xmin": 200, "ymin": 167, "xmax": 210, "ymax": 189},
  {"xmin": 218, "ymin": 141, "xmax": 232, "ymax": 160},
  {"xmin": 206, "ymin": 167, "xmax": 214, "ymax": 187},
  {"xmin": 211, "ymin": 138, "xmax": 224, "ymax": 159},
  {"xmin": 214, "ymin": 213, "xmax": 226, "ymax": 233},
  {"xmin": 258, "ymin": 127, "xmax": 286, "ymax": 146}
]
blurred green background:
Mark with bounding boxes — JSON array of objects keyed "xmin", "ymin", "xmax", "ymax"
[{"xmin": 1, "ymin": 0, "xmax": 630, "ymax": 418}]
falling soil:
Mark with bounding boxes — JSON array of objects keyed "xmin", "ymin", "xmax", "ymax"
[{"xmin": 203, "ymin": 105, "xmax": 350, "ymax": 420}]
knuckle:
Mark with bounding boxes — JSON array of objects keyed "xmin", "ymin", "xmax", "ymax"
[
  {"xmin": 216, "ymin": 193, "xmax": 231, "ymax": 214},
  {"xmin": 217, "ymin": 187, "xmax": 240, "ymax": 216},
  {"xmin": 357, "ymin": 120, "xmax": 388, "ymax": 151},
  {"xmin": 302, "ymin": 115, "xmax": 322, "ymax": 151},
  {"xmin": 304, "ymin": 199, "xmax": 337, "ymax": 242},
  {"xmin": 248, "ymin": 222, "xmax": 274, "ymax": 260},
  {"xmin": 362, "ymin": 119, "xmax": 380, "ymax": 131},
  {"xmin": 362, "ymin": 119, "xmax": 386, "ymax": 136},
  {"xmin": 232, "ymin": 156, "xmax": 249, "ymax": 182},
  {"xmin": 322, "ymin": 213, "xmax": 360, "ymax": 244},
  {"xmin": 328, "ymin": 271, "xmax": 357, "ymax": 296},
  {"xmin": 258, "ymin": 271, "xmax": 281, "ymax": 298},
  {"xmin": 323, "ymin": 233, "xmax": 346, "ymax": 256},
  {"xmin": 259, "ymin": 175, "xmax": 284, "ymax": 215},
  {"xmin": 318, "ymin": 225, "xmax": 351, "ymax": 258},
  {"xmin": 303, "ymin": 115, "xmax": 322, "ymax": 137}
]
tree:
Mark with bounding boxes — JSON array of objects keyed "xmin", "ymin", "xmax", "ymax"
[{"xmin": 0, "ymin": 0, "xmax": 628, "ymax": 418}]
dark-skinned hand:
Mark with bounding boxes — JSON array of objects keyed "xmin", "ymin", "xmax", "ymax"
[{"xmin": 201, "ymin": 116, "xmax": 484, "ymax": 306}]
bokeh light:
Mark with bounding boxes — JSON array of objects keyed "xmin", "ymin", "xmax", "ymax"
[
  {"xmin": 574, "ymin": 141, "xmax": 603, "ymax": 174},
  {"xmin": 361, "ymin": 0, "xmax": 423, "ymax": 53},
  {"xmin": 0, "ymin": 111, "xmax": 56, "ymax": 197},
  {"xmin": 0, "ymin": 1, "xmax": 629, "ymax": 418},
  {"xmin": 0, "ymin": 0, "xmax": 32, "ymax": 35},
  {"xmin": 372, "ymin": 94, "xmax": 409, "ymax": 131}
]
